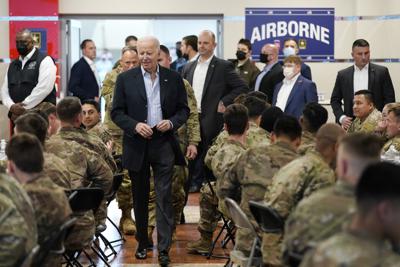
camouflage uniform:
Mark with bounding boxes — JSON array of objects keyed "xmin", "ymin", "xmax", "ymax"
[
  {"xmin": 382, "ymin": 136, "xmax": 400, "ymax": 153},
  {"xmin": 43, "ymin": 152, "xmax": 72, "ymax": 189},
  {"xmin": 262, "ymin": 149, "xmax": 336, "ymax": 266},
  {"xmin": 218, "ymin": 141, "xmax": 298, "ymax": 255},
  {"xmin": 46, "ymin": 138, "xmax": 112, "ymax": 250},
  {"xmin": 23, "ymin": 174, "xmax": 72, "ymax": 267},
  {"xmin": 298, "ymin": 130, "xmax": 315, "ymax": 155},
  {"xmin": 283, "ymin": 181, "xmax": 355, "ymax": 265},
  {"xmin": 88, "ymin": 121, "xmax": 113, "ymax": 146},
  {"xmin": 205, "ymin": 121, "xmax": 270, "ymax": 169},
  {"xmin": 0, "ymin": 173, "xmax": 37, "ymax": 267},
  {"xmin": 187, "ymin": 139, "xmax": 246, "ymax": 254},
  {"xmin": 0, "ymin": 160, "xmax": 6, "ymax": 173},
  {"xmin": 300, "ymin": 229, "xmax": 400, "ymax": 267},
  {"xmin": 347, "ymin": 108, "xmax": 382, "ymax": 134}
]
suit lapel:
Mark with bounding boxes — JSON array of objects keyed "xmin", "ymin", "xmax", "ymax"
[
  {"xmin": 349, "ymin": 66, "xmax": 355, "ymax": 96},
  {"xmin": 159, "ymin": 66, "xmax": 168, "ymax": 105},
  {"xmin": 285, "ymin": 76, "xmax": 303, "ymax": 110},
  {"xmin": 187, "ymin": 61, "xmax": 197, "ymax": 85},
  {"xmin": 368, "ymin": 64, "xmax": 375, "ymax": 92},
  {"xmin": 134, "ymin": 68, "xmax": 147, "ymax": 102},
  {"xmin": 201, "ymin": 56, "xmax": 217, "ymax": 100}
]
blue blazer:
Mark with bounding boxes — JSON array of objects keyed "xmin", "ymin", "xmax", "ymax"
[
  {"xmin": 272, "ymin": 75, "xmax": 318, "ymax": 118},
  {"xmin": 68, "ymin": 57, "xmax": 99, "ymax": 101}
]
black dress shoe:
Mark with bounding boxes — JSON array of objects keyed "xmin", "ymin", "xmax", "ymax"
[
  {"xmin": 135, "ymin": 248, "xmax": 147, "ymax": 259},
  {"xmin": 158, "ymin": 250, "xmax": 170, "ymax": 267}
]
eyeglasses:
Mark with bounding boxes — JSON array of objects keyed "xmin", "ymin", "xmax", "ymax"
[{"xmin": 283, "ymin": 64, "xmax": 296, "ymax": 68}]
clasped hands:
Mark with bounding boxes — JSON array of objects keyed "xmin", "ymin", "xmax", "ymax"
[{"xmin": 135, "ymin": 120, "xmax": 172, "ymax": 139}]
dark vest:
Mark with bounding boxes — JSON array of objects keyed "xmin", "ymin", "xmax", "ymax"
[{"xmin": 7, "ymin": 49, "xmax": 56, "ymax": 105}]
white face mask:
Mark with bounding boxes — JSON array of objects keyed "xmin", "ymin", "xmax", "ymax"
[
  {"xmin": 283, "ymin": 47, "xmax": 296, "ymax": 57},
  {"xmin": 283, "ymin": 67, "xmax": 295, "ymax": 79}
]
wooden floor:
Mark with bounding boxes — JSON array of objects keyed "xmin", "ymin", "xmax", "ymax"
[{"xmin": 86, "ymin": 193, "xmax": 231, "ymax": 267}]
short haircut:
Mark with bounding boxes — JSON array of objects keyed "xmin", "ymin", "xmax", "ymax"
[
  {"xmin": 183, "ymin": 35, "xmax": 198, "ymax": 52},
  {"xmin": 354, "ymin": 90, "xmax": 374, "ymax": 105},
  {"xmin": 340, "ymin": 133, "xmax": 383, "ymax": 160},
  {"xmin": 356, "ymin": 162, "xmax": 400, "ymax": 215},
  {"xmin": 283, "ymin": 38, "xmax": 298, "ymax": 47},
  {"xmin": 121, "ymin": 46, "xmax": 137, "ymax": 56},
  {"xmin": 302, "ymin": 102, "xmax": 328, "ymax": 133},
  {"xmin": 352, "ymin": 39, "xmax": 370, "ymax": 49},
  {"xmin": 81, "ymin": 99, "xmax": 100, "ymax": 113},
  {"xmin": 315, "ymin": 123, "xmax": 344, "ymax": 152},
  {"xmin": 56, "ymin": 97, "xmax": 82, "ymax": 123},
  {"xmin": 14, "ymin": 113, "xmax": 48, "ymax": 145},
  {"xmin": 6, "ymin": 133, "xmax": 44, "ymax": 173},
  {"xmin": 223, "ymin": 104, "xmax": 249, "ymax": 135},
  {"xmin": 125, "ymin": 35, "xmax": 138, "ymax": 44},
  {"xmin": 238, "ymin": 38, "xmax": 252, "ymax": 50},
  {"xmin": 283, "ymin": 55, "xmax": 302, "ymax": 65},
  {"xmin": 33, "ymin": 102, "xmax": 56, "ymax": 117},
  {"xmin": 160, "ymin": 44, "xmax": 170, "ymax": 56},
  {"xmin": 247, "ymin": 91, "xmax": 268, "ymax": 102},
  {"xmin": 243, "ymin": 96, "xmax": 267, "ymax": 118},
  {"xmin": 273, "ymin": 115, "xmax": 302, "ymax": 140},
  {"xmin": 388, "ymin": 105, "xmax": 400, "ymax": 121},
  {"xmin": 260, "ymin": 106, "xmax": 284, "ymax": 132},
  {"xmin": 234, "ymin": 94, "xmax": 247, "ymax": 104},
  {"xmin": 80, "ymin": 39, "xmax": 93, "ymax": 50}
]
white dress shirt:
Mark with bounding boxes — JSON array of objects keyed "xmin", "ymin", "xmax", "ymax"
[
  {"xmin": 83, "ymin": 56, "xmax": 101, "ymax": 88},
  {"xmin": 141, "ymin": 66, "xmax": 163, "ymax": 127},
  {"xmin": 1, "ymin": 47, "xmax": 57, "ymax": 110},
  {"xmin": 275, "ymin": 73, "xmax": 300, "ymax": 111},
  {"xmin": 353, "ymin": 63, "xmax": 369, "ymax": 93},
  {"xmin": 192, "ymin": 55, "xmax": 213, "ymax": 112},
  {"xmin": 189, "ymin": 53, "xmax": 200, "ymax": 62}
]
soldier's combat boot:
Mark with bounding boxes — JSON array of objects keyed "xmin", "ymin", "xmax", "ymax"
[
  {"xmin": 186, "ymin": 230, "xmax": 213, "ymax": 255},
  {"xmin": 119, "ymin": 208, "xmax": 136, "ymax": 235}
]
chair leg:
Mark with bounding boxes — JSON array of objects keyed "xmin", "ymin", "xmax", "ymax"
[
  {"xmin": 106, "ymin": 216, "xmax": 125, "ymax": 244},
  {"xmin": 91, "ymin": 238, "xmax": 110, "ymax": 262},
  {"xmin": 98, "ymin": 232, "xmax": 118, "ymax": 257},
  {"xmin": 88, "ymin": 246, "xmax": 111, "ymax": 267},
  {"xmin": 246, "ymin": 238, "xmax": 259, "ymax": 267}
]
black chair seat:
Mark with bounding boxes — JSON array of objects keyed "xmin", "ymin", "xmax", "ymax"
[{"xmin": 249, "ymin": 200, "xmax": 284, "ymax": 233}]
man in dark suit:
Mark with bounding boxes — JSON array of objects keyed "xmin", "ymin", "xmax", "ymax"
[
  {"xmin": 111, "ymin": 36, "xmax": 189, "ymax": 267},
  {"xmin": 253, "ymin": 43, "xmax": 284, "ymax": 104},
  {"xmin": 282, "ymin": 38, "xmax": 312, "ymax": 80},
  {"xmin": 272, "ymin": 55, "xmax": 318, "ymax": 118},
  {"xmin": 68, "ymin": 39, "xmax": 100, "ymax": 102},
  {"xmin": 331, "ymin": 39, "xmax": 395, "ymax": 130},
  {"xmin": 182, "ymin": 30, "xmax": 248, "ymax": 192}
]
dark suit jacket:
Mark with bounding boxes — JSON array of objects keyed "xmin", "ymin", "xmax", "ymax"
[
  {"xmin": 254, "ymin": 62, "xmax": 284, "ymax": 104},
  {"xmin": 301, "ymin": 62, "xmax": 312, "ymax": 81},
  {"xmin": 330, "ymin": 63, "xmax": 395, "ymax": 122},
  {"xmin": 182, "ymin": 56, "xmax": 248, "ymax": 144},
  {"xmin": 68, "ymin": 57, "xmax": 99, "ymax": 101},
  {"xmin": 272, "ymin": 75, "xmax": 318, "ymax": 118},
  {"xmin": 111, "ymin": 66, "xmax": 190, "ymax": 172}
]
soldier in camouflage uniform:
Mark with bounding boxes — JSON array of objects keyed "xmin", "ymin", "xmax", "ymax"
[
  {"xmin": 262, "ymin": 124, "xmax": 344, "ymax": 266},
  {"xmin": 347, "ymin": 90, "xmax": 382, "ymax": 134},
  {"xmin": 301, "ymin": 162, "xmax": 400, "ymax": 267},
  {"xmin": 297, "ymin": 103, "xmax": 328, "ymax": 155},
  {"xmin": 6, "ymin": 133, "xmax": 72, "ymax": 267},
  {"xmin": 283, "ymin": 133, "xmax": 382, "ymax": 266},
  {"xmin": 218, "ymin": 115, "xmax": 301, "ymax": 256},
  {"xmin": 0, "ymin": 173, "xmax": 37, "ymax": 267},
  {"xmin": 382, "ymin": 105, "xmax": 400, "ymax": 153},
  {"xmin": 187, "ymin": 104, "xmax": 248, "ymax": 254},
  {"xmin": 374, "ymin": 103, "xmax": 400, "ymax": 143}
]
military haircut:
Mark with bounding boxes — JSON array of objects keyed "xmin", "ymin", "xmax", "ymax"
[
  {"xmin": 125, "ymin": 35, "xmax": 138, "ymax": 44},
  {"xmin": 6, "ymin": 133, "xmax": 44, "ymax": 173},
  {"xmin": 81, "ymin": 99, "xmax": 100, "ymax": 113},
  {"xmin": 56, "ymin": 96, "xmax": 82, "ymax": 123},
  {"xmin": 355, "ymin": 89, "xmax": 374, "ymax": 105},
  {"xmin": 14, "ymin": 112, "xmax": 48, "ymax": 145},
  {"xmin": 238, "ymin": 38, "xmax": 252, "ymax": 51},
  {"xmin": 121, "ymin": 46, "xmax": 137, "ymax": 56},
  {"xmin": 160, "ymin": 44, "xmax": 170, "ymax": 56},
  {"xmin": 283, "ymin": 55, "xmax": 302, "ymax": 66},
  {"xmin": 283, "ymin": 37, "xmax": 299, "ymax": 47},
  {"xmin": 273, "ymin": 115, "xmax": 302, "ymax": 140},
  {"xmin": 80, "ymin": 39, "xmax": 93, "ymax": 50},
  {"xmin": 243, "ymin": 95, "xmax": 267, "ymax": 118},
  {"xmin": 260, "ymin": 106, "xmax": 284, "ymax": 133},
  {"xmin": 183, "ymin": 35, "xmax": 198, "ymax": 52},
  {"xmin": 34, "ymin": 102, "xmax": 56, "ymax": 118},
  {"xmin": 352, "ymin": 39, "xmax": 370, "ymax": 49},
  {"xmin": 223, "ymin": 104, "xmax": 249, "ymax": 135},
  {"xmin": 302, "ymin": 102, "xmax": 328, "ymax": 133},
  {"xmin": 233, "ymin": 93, "xmax": 247, "ymax": 104},
  {"xmin": 247, "ymin": 91, "xmax": 268, "ymax": 102},
  {"xmin": 340, "ymin": 133, "xmax": 383, "ymax": 160},
  {"xmin": 315, "ymin": 123, "xmax": 344, "ymax": 152},
  {"xmin": 388, "ymin": 105, "xmax": 400, "ymax": 121},
  {"xmin": 356, "ymin": 162, "xmax": 400, "ymax": 215}
]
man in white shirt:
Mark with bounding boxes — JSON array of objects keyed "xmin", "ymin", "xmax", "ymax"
[
  {"xmin": 331, "ymin": 39, "xmax": 395, "ymax": 130},
  {"xmin": 272, "ymin": 55, "xmax": 318, "ymax": 118},
  {"xmin": 1, "ymin": 29, "xmax": 56, "ymax": 122}
]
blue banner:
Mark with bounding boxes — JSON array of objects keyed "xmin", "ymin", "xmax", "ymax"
[{"xmin": 245, "ymin": 8, "xmax": 335, "ymax": 62}]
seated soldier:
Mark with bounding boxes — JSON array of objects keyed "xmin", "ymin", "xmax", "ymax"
[
  {"xmin": 347, "ymin": 90, "xmax": 382, "ymax": 133},
  {"xmin": 382, "ymin": 105, "xmax": 400, "ymax": 154},
  {"xmin": 260, "ymin": 106, "xmax": 284, "ymax": 133},
  {"xmin": 301, "ymin": 162, "xmax": 400, "ymax": 267},
  {"xmin": 374, "ymin": 102, "xmax": 400, "ymax": 142},
  {"xmin": 262, "ymin": 123, "xmax": 344, "ymax": 266},
  {"xmin": 187, "ymin": 104, "xmax": 249, "ymax": 254},
  {"xmin": 297, "ymin": 102, "xmax": 328, "ymax": 155},
  {"xmin": 218, "ymin": 115, "xmax": 301, "ymax": 256},
  {"xmin": 6, "ymin": 133, "xmax": 72, "ymax": 267},
  {"xmin": 0, "ymin": 173, "xmax": 37, "ymax": 266},
  {"xmin": 283, "ymin": 133, "xmax": 382, "ymax": 266}
]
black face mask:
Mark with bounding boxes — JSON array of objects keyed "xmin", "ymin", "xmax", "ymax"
[
  {"xmin": 16, "ymin": 41, "xmax": 29, "ymax": 57},
  {"xmin": 182, "ymin": 53, "xmax": 189, "ymax": 60},
  {"xmin": 176, "ymin": 49, "xmax": 183, "ymax": 58},
  {"xmin": 236, "ymin": 50, "xmax": 247, "ymax": 61},
  {"xmin": 259, "ymin": 53, "xmax": 270, "ymax": 63}
]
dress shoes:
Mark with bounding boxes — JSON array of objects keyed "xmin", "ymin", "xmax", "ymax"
[
  {"xmin": 158, "ymin": 250, "xmax": 170, "ymax": 267},
  {"xmin": 135, "ymin": 248, "xmax": 147, "ymax": 259}
]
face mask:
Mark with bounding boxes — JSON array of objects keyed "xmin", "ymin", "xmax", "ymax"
[
  {"xmin": 236, "ymin": 50, "xmax": 247, "ymax": 61},
  {"xmin": 259, "ymin": 53, "xmax": 269, "ymax": 63},
  {"xmin": 16, "ymin": 42, "xmax": 29, "ymax": 57},
  {"xmin": 283, "ymin": 67, "xmax": 295, "ymax": 79},
  {"xmin": 283, "ymin": 47, "xmax": 296, "ymax": 57}
]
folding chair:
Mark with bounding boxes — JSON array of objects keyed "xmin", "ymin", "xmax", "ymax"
[
  {"xmin": 224, "ymin": 198, "xmax": 263, "ymax": 267},
  {"xmin": 105, "ymin": 172, "xmax": 125, "ymax": 245},
  {"xmin": 20, "ymin": 245, "xmax": 40, "ymax": 267}
]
